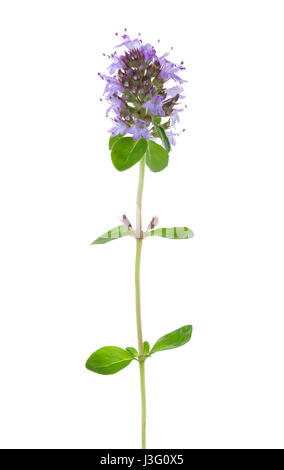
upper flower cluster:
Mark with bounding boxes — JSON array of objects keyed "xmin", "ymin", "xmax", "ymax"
[{"xmin": 99, "ymin": 30, "xmax": 186, "ymax": 146}]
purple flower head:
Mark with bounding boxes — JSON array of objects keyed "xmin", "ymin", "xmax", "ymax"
[
  {"xmin": 128, "ymin": 120, "xmax": 151, "ymax": 141},
  {"xmin": 99, "ymin": 30, "xmax": 187, "ymax": 144},
  {"xmin": 142, "ymin": 95, "xmax": 165, "ymax": 116}
]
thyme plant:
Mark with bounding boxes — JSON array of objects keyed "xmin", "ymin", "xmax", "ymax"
[{"xmin": 86, "ymin": 30, "xmax": 193, "ymax": 449}]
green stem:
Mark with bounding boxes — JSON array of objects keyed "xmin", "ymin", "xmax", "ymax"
[
  {"xmin": 139, "ymin": 359, "xmax": 146, "ymax": 449},
  {"xmin": 135, "ymin": 156, "xmax": 146, "ymax": 449},
  {"xmin": 136, "ymin": 155, "xmax": 145, "ymax": 239}
]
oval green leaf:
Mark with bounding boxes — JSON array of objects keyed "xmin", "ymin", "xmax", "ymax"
[
  {"xmin": 125, "ymin": 347, "xmax": 138, "ymax": 357},
  {"xmin": 91, "ymin": 224, "xmax": 133, "ymax": 245},
  {"xmin": 150, "ymin": 325, "xmax": 193, "ymax": 354},
  {"xmin": 147, "ymin": 227, "xmax": 194, "ymax": 239},
  {"xmin": 111, "ymin": 137, "xmax": 147, "ymax": 171},
  {"xmin": 86, "ymin": 346, "xmax": 134, "ymax": 375},
  {"xmin": 143, "ymin": 341, "xmax": 150, "ymax": 354},
  {"xmin": 154, "ymin": 124, "xmax": 171, "ymax": 153},
  {"xmin": 146, "ymin": 140, "xmax": 169, "ymax": 172},
  {"xmin": 109, "ymin": 133, "xmax": 124, "ymax": 150}
]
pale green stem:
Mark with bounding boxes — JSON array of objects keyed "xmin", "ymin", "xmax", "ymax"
[
  {"xmin": 135, "ymin": 155, "xmax": 146, "ymax": 449},
  {"xmin": 136, "ymin": 155, "xmax": 145, "ymax": 239}
]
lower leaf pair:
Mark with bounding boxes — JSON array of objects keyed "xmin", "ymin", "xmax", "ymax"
[
  {"xmin": 86, "ymin": 325, "xmax": 192, "ymax": 375},
  {"xmin": 91, "ymin": 225, "xmax": 194, "ymax": 245}
]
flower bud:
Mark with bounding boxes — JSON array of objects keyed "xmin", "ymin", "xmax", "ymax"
[
  {"xmin": 146, "ymin": 216, "xmax": 159, "ymax": 232},
  {"xmin": 121, "ymin": 214, "xmax": 132, "ymax": 230}
]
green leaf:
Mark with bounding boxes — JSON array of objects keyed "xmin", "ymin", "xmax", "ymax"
[
  {"xmin": 125, "ymin": 347, "xmax": 138, "ymax": 357},
  {"xmin": 86, "ymin": 346, "xmax": 134, "ymax": 375},
  {"xmin": 146, "ymin": 140, "xmax": 169, "ymax": 172},
  {"xmin": 154, "ymin": 124, "xmax": 171, "ymax": 153},
  {"xmin": 109, "ymin": 133, "xmax": 124, "ymax": 150},
  {"xmin": 147, "ymin": 226, "xmax": 194, "ymax": 239},
  {"xmin": 91, "ymin": 224, "xmax": 133, "ymax": 245},
  {"xmin": 150, "ymin": 325, "xmax": 193, "ymax": 355},
  {"xmin": 143, "ymin": 341, "xmax": 150, "ymax": 354},
  {"xmin": 111, "ymin": 137, "xmax": 147, "ymax": 171}
]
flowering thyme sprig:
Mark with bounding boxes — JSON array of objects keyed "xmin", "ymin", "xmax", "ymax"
[
  {"xmin": 86, "ymin": 30, "xmax": 194, "ymax": 450},
  {"xmin": 99, "ymin": 30, "xmax": 187, "ymax": 145}
]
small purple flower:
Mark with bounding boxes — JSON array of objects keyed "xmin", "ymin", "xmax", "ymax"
[
  {"xmin": 171, "ymin": 108, "xmax": 183, "ymax": 126},
  {"xmin": 139, "ymin": 43, "xmax": 157, "ymax": 62},
  {"xmin": 158, "ymin": 57, "xmax": 187, "ymax": 84},
  {"xmin": 108, "ymin": 53, "xmax": 125, "ymax": 74},
  {"xmin": 128, "ymin": 120, "xmax": 151, "ymax": 141},
  {"xmin": 164, "ymin": 131, "xmax": 176, "ymax": 146},
  {"xmin": 99, "ymin": 74, "xmax": 122, "ymax": 97},
  {"xmin": 116, "ymin": 35, "xmax": 141, "ymax": 50},
  {"xmin": 109, "ymin": 119, "xmax": 127, "ymax": 137},
  {"xmin": 106, "ymin": 96, "xmax": 125, "ymax": 117},
  {"xmin": 142, "ymin": 95, "xmax": 165, "ymax": 116},
  {"xmin": 166, "ymin": 86, "xmax": 184, "ymax": 98},
  {"xmin": 166, "ymin": 129, "xmax": 185, "ymax": 146}
]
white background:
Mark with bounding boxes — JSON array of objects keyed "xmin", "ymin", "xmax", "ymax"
[{"xmin": 0, "ymin": 0, "xmax": 284, "ymax": 449}]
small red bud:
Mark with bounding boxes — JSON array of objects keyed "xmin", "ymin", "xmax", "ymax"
[
  {"xmin": 121, "ymin": 214, "xmax": 132, "ymax": 230},
  {"xmin": 146, "ymin": 216, "xmax": 159, "ymax": 232}
]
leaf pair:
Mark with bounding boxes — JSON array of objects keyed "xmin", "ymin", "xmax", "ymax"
[
  {"xmin": 110, "ymin": 136, "xmax": 169, "ymax": 173},
  {"xmin": 91, "ymin": 225, "xmax": 194, "ymax": 245},
  {"xmin": 125, "ymin": 341, "xmax": 150, "ymax": 358},
  {"xmin": 85, "ymin": 325, "xmax": 192, "ymax": 375}
]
